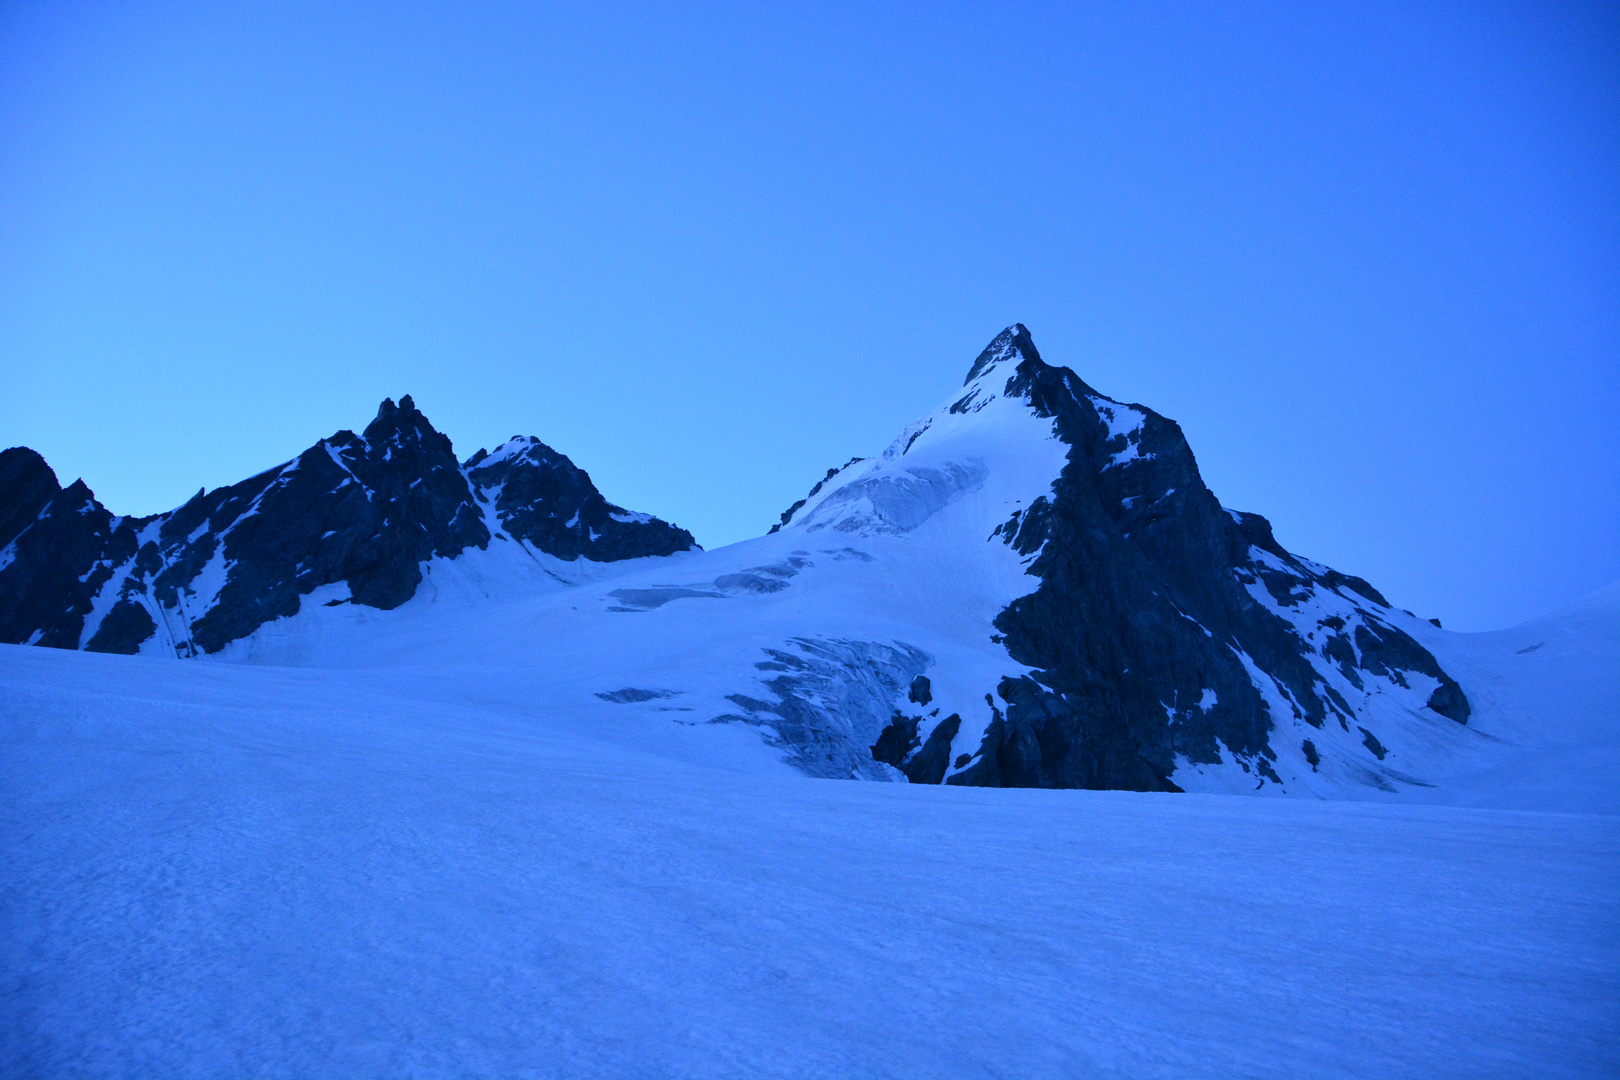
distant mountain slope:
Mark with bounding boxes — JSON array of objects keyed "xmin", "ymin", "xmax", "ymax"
[
  {"xmin": 0, "ymin": 395, "xmax": 694, "ymax": 656},
  {"xmin": 736, "ymin": 326, "xmax": 1471, "ymax": 792}
]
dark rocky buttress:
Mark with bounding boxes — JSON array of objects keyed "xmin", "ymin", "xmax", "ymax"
[
  {"xmin": 0, "ymin": 396, "xmax": 695, "ymax": 657},
  {"xmin": 0, "ymin": 447, "xmax": 131, "ymax": 650}
]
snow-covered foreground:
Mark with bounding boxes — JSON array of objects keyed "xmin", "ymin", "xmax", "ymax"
[{"xmin": 3, "ymin": 643, "xmax": 1616, "ymax": 1079}]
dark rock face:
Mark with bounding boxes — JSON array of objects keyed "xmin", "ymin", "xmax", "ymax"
[
  {"xmin": 0, "ymin": 397, "xmax": 696, "ymax": 656},
  {"xmin": 886, "ymin": 326, "xmax": 1470, "ymax": 792},
  {"xmin": 872, "ymin": 707, "xmax": 962, "ymax": 785},
  {"xmin": 1302, "ymin": 739, "xmax": 1320, "ymax": 770},
  {"xmin": 0, "ymin": 448, "xmax": 134, "ymax": 650},
  {"xmin": 870, "ymin": 675, "xmax": 965, "ymax": 784},
  {"xmin": 465, "ymin": 437, "xmax": 694, "ymax": 561}
]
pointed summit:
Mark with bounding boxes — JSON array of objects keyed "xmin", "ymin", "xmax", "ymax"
[
  {"xmin": 362, "ymin": 393, "xmax": 449, "ymax": 453},
  {"xmin": 963, "ymin": 324, "xmax": 1043, "ymax": 385},
  {"xmin": 368, "ymin": 394, "xmax": 422, "ymax": 427}
]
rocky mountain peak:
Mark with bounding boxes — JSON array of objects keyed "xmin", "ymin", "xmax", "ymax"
[
  {"xmin": 963, "ymin": 323, "xmax": 1042, "ymax": 385},
  {"xmin": 362, "ymin": 393, "xmax": 452, "ymax": 458},
  {"xmin": 370, "ymin": 394, "xmax": 421, "ymax": 419},
  {"xmin": 0, "ymin": 397, "xmax": 697, "ymax": 657},
  {"xmin": 750, "ymin": 325, "xmax": 1471, "ymax": 793},
  {"xmin": 465, "ymin": 434, "xmax": 696, "ymax": 561},
  {"xmin": 0, "ymin": 447, "xmax": 63, "ymax": 548}
]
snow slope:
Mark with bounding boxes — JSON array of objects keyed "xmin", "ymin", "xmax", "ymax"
[
  {"xmin": 2, "ymin": 641, "xmax": 1616, "ymax": 1079},
  {"xmin": 1403, "ymin": 582, "xmax": 1620, "ymax": 814}
]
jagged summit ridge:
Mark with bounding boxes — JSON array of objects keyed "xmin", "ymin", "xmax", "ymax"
[{"xmin": 0, "ymin": 397, "xmax": 695, "ymax": 656}]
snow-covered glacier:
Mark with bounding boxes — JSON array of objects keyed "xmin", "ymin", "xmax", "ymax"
[{"xmin": 2, "ymin": 327, "xmax": 1615, "ymax": 1077}]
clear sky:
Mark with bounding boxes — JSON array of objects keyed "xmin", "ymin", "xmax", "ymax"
[{"xmin": 1, "ymin": 1, "xmax": 1615, "ymax": 631}]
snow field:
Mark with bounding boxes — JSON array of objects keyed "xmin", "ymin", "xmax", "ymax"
[{"xmin": 2, "ymin": 644, "xmax": 1616, "ymax": 1079}]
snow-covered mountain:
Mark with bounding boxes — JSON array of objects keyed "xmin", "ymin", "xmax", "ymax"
[
  {"xmin": 0, "ymin": 326, "xmax": 1603, "ymax": 801},
  {"xmin": 4, "ymin": 327, "xmax": 1616, "ymax": 1077},
  {"xmin": 0, "ymin": 395, "xmax": 694, "ymax": 656}
]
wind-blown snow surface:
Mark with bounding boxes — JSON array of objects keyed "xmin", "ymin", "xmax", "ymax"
[{"xmin": 2, "ymin": 642, "xmax": 1617, "ymax": 1080}]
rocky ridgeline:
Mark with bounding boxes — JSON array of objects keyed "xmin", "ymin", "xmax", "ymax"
[{"xmin": 0, "ymin": 396, "xmax": 695, "ymax": 656}]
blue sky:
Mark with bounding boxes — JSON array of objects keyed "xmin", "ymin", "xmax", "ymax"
[{"xmin": 1, "ymin": 1, "xmax": 1615, "ymax": 631}]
